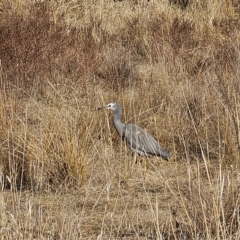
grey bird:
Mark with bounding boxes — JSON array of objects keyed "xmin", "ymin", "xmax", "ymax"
[{"xmin": 98, "ymin": 102, "xmax": 169, "ymax": 160}]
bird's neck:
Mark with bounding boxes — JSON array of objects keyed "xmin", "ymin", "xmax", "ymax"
[
  {"xmin": 113, "ymin": 108, "xmax": 125, "ymax": 135},
  {"xmin": 115, "ymin": 105, "xmax": 122, "ymax": 117}
]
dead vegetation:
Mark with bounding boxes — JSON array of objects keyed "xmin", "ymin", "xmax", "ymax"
[{"xmin": 0, "ymin": 0, "xmax": 239, "ymax": 239}]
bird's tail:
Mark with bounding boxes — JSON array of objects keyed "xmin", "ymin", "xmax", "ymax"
[{"xmin": 159, "ymin": 148, "xmax": 170, "ymax": 161}]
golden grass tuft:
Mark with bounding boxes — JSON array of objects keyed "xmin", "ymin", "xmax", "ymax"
[{"xmin": 0, "ymin": 0, "xmax": 239, "ymax": 238}]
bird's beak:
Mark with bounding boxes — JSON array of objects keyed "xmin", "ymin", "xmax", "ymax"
[{"xmin": 97, "ymin": 106, "xmax": 106, "ymax": 110}]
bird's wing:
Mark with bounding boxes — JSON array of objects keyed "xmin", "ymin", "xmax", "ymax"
[{"xmin": 123, "ymin": 124, "xmax": 169, "ymax": 159}]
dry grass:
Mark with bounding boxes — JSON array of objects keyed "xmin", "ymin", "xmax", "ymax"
[{"xmin": 0, "ymin": 0, "xmax": 239, "ymax": 239}]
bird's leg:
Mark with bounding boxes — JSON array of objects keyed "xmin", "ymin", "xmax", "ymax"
[
  {"xmin": 132, "ymin": 152, "xmax": 138, "ymax": 171},
  {"xmin": 143, "ymin": 157, "xmax": 147, "ymax": 178},
  {"xmin": 133, "ymin": 151, "xmax": 138, "ymax": 164}
]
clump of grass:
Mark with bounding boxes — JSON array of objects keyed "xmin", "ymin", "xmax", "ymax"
[
  {"xmin": 0, "ymin": 85, "xmax": 99, "ymax": 190},
  {"xmin": 0, "ymin": 1, "xmax": 105, "ymax": 92},
  {"xmin": 0, "ymin": 0, "xmax": 239, "ymax": 238},
  {"xmin": 173, "ymin": 164, "xmax": 240, "ymax": 239}
]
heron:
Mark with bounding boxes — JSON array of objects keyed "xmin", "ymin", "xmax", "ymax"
[{"xmin": 98, "ymin": 102, "xmax": 169, "ymax": 161}]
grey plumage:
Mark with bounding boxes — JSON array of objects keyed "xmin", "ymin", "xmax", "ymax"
[{"xmin": 98, "ymin": 102, "xmax": 169, "ymax": 160}]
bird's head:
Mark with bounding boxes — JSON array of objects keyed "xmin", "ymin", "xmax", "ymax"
[
  {"xmin": 106, "ymin": 102, "xmax": 118, "ymax": 111},
  {"xmin": 97, "ymin": 102, "xmax": 119, "ymax": 111}
]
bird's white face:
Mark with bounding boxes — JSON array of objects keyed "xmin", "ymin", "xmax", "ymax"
[{"xmin": 106, "ymin": 102, "xmax": 117, "ymax": 111}]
